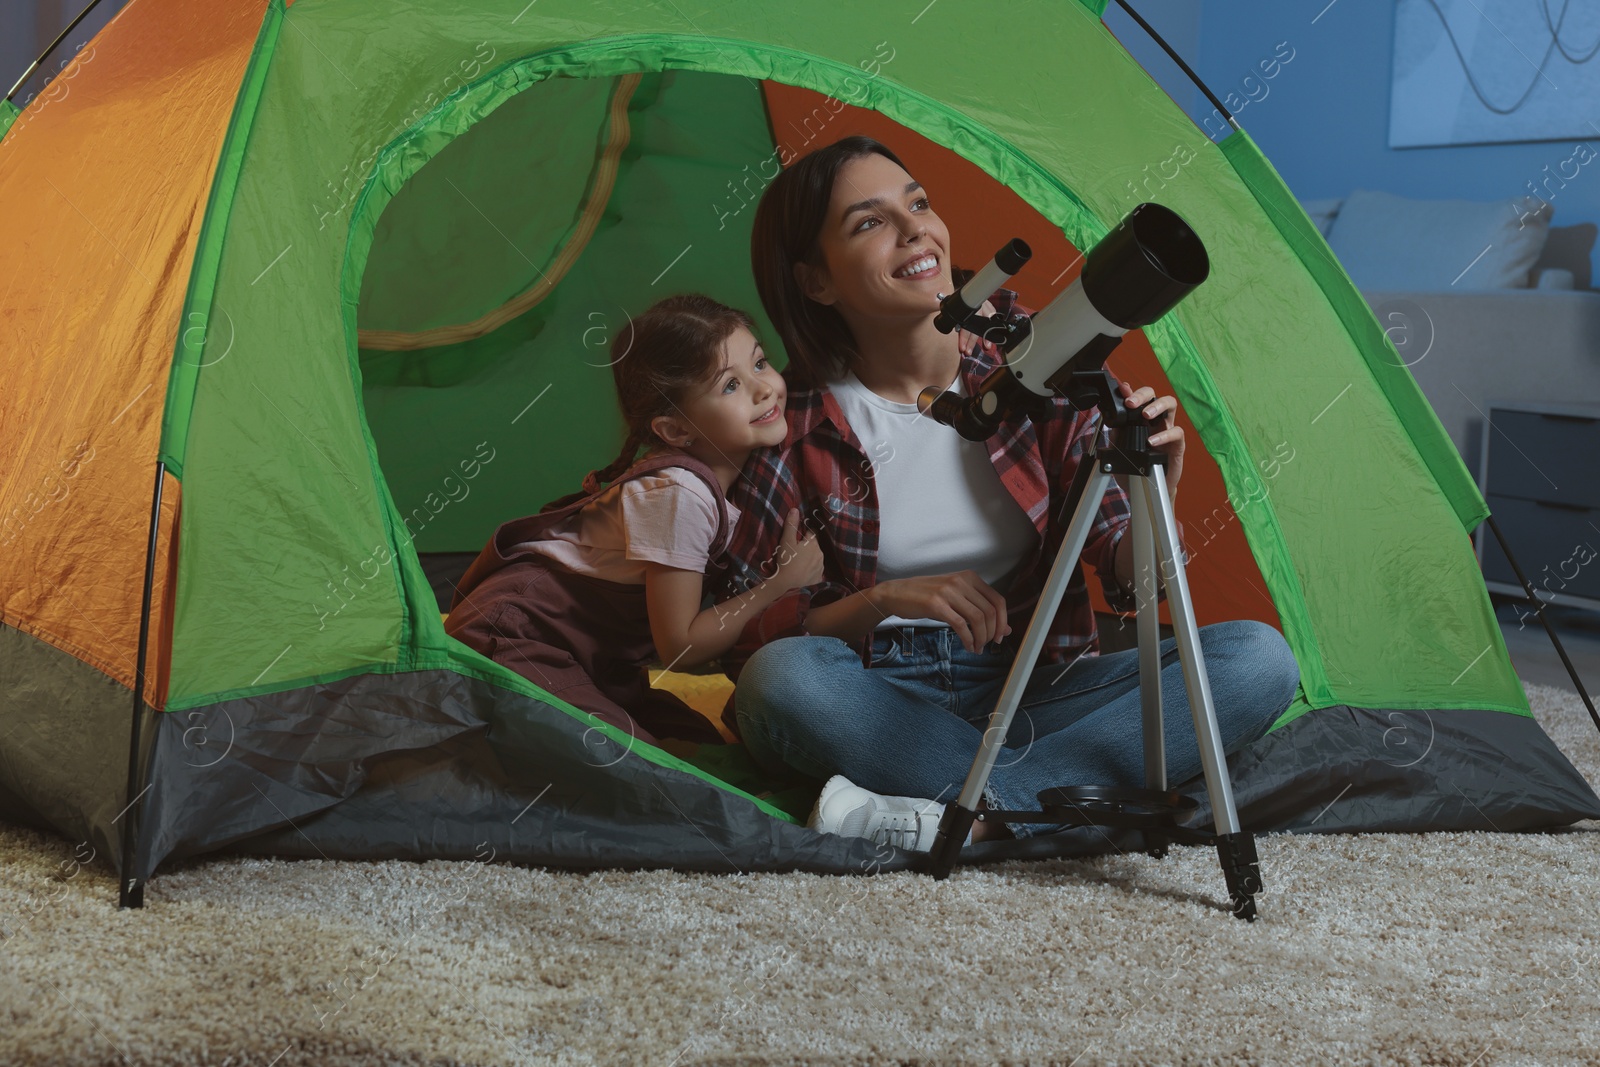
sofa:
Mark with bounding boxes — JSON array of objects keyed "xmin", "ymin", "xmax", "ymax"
[{"xmin": 1300, "ymin": 189, "xmax": 1600, "ymax": 470}]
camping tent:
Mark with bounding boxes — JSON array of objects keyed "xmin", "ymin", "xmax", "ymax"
[{"xmin": 2, "ymin": 0, "xmax": 1597, "ymax": 905}]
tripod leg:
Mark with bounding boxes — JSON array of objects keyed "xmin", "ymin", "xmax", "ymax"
[
  {"xmin": 925, "ymin": 466, "xmax": 1118, "ymax": 879},
  {"xmin": 1142, "ymin": 473, "xmax": 1261, "ymax": 920},
  {"xmin": 1141, "ymin": 474, "xmax": 1238, "ymax": 833},
  {"xmin": 1129, "ymin": 476, "xmax": 1166, "ymax": 794},
  {"xmin": 1129, "ymin": 480, "xmax": 1169, "ymax": 860}
]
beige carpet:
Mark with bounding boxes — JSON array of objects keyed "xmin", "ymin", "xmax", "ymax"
[{"xmin": 3, "ymin": 681, "xmax": 1599, "ymax": 1067}]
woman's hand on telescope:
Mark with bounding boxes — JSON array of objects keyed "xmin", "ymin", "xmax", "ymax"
[
  {"xmin": 955, "ymin": 298, "xmax": 1001, "ymax": 357},
  {"xmin": 1117, "ymin": 380, "xmax": 1184, "ymax": 499},
  {"xmin": 867, "ymin": 572, "xmax": 1012, "ymax": 654}
]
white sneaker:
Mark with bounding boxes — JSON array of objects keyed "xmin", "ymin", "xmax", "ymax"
[{"xmin": 808, "ymin": 774, "xmax": 946, "ymax": 852}]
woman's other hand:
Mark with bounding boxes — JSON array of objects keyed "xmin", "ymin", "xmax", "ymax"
[
  {"xmin": 868, "ymin": 572, "xmax": 1012, "ymax": 654},
  {"xmin": 1116, "ymin": 380, "xmax": 1185, "ymax": 498},
  {"xmin": 773, "ymin": 508, "xmax": 825, "ymax": 591}
]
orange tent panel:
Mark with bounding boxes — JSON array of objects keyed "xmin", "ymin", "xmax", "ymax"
[{"xmin": 0, "ymin": 0, "xmax": 265, "ymax": 699}]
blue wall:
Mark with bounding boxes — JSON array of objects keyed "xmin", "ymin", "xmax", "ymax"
[
  {"xmin": 1099, "ymin": 0, "xmax": 1599, "ymax": 283},
  {"xmin": 2, "ymin": 1, "xmax": 123, "ymax": 110},
  {"xmin": 1, "ymin": 5, "xmax": 46, "ymax": 100},
  {"xmin": 1193, "ymin": 0, "xmax": 1599, "ymax": 233},
  {"xmin": 1104, "ymin": 0, "xmax": 1205, "ymax": 120}
]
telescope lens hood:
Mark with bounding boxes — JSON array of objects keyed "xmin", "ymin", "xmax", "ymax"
[{"xmin": 1081, "ymin": 203, "xmax": 1210, "ymax": 330}]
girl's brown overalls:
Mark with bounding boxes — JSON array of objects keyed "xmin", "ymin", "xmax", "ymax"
[{"xmin": 445, "ymin": 452, "xmax": 730, "ymax": 748}]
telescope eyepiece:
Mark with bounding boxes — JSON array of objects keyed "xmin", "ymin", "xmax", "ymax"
[
  {"xmin": 918, "ymin": 386, "xmax": 1001, "ymax": 442},
  {"xmin": 933, "ymin": 238, "xmax": 1034, "ymax": 335},
  {"xmin": 994, "ymin": 238, "xmax": 1032, "ymax": 276}
]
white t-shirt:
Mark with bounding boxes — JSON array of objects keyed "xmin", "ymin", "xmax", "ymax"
[
  {"xmin": 512, "ymin": 465, "xmax": 741, "ymax": 585},
  {"xmin": 828, "ymin": 366, "xmax": 1038, "ymax": 629}
]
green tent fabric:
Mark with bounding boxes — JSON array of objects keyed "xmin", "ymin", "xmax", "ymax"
[{"xmin": 2, "ymin": 0, "xmax": 1596, "ymax": 896}]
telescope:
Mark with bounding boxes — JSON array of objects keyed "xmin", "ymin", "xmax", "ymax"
[
  {"xmin": 915, "ymin": 205, "xmax": 1266, "ymax": 922},
  {"xmin": 919, "ymin": 202, "xmax": 1210, "ymax": 440}
]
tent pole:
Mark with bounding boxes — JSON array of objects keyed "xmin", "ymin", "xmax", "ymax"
[
  {"xmin": 4, "ymin": 0, "xmax": 115, "ymax": 103},
  {"xmin": 1110, "ymin": 0, "xmax": 1240, "ymax": 135},
  {"xmin": 118, "ymin": 459, "xmax": 165, "ymax": 910},
  {"xmin": 1483, "ymin": 515, "xmax": 1600, "ymax": 735}
]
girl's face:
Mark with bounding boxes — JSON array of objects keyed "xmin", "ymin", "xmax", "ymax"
[
  {"xmin": 795, "ymin": 152, "xmax": 953, "ymax": 323},
  {"xmin": 653, "ymin": 326, "xmax": 787, "ymax": 458}
]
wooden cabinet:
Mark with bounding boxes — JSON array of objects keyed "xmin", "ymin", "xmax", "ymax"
[{"xmin": 1476, "ymin": 402, "xmax": 1600, "ymax": 611}]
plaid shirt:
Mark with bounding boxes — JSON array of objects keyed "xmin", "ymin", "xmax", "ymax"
[{"xmin": 710, "ymin": 291, "xmax": 1178, "ymax": 683}]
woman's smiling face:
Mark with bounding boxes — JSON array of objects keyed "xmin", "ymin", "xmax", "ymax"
[{"xmin": 795, "ymin": 152, "xmax": 952, "ymax": 323}]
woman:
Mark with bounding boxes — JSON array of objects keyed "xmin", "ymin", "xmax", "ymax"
[{"xmin": 711, "ymin": 135, "xmax": 1300, "ymax": 851}]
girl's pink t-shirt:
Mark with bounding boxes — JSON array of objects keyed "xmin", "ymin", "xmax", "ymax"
[{"xmin": 510, "ymin": 466, "xmax": 741, "ymax": 585}]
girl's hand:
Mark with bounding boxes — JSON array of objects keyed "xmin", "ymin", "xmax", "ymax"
[
  {"xmin": 868, "ymin": 572, "xmax": 1012, "ymax": 654},
  {"xmin": 773, "ymin": 508, "xmax": 824, "ymax": 591},
  {"xmin": 1117, "ymin": 380, "xmax": 1185, "ymax": 497}
]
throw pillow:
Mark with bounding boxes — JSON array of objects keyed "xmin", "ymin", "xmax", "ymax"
[{"xmin": 1326, "ymin": 188, "xmax": 1553, "ymax": 290}]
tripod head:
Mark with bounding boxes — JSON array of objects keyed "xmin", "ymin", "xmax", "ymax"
[{"xmin": 918, "ymin": 203, "xmax": 1210, "ymax": 440}]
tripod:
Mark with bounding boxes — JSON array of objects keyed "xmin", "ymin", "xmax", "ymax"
[{"xmin": 922, "ymin": 368, "xmax": 1263, "ymax": 921}]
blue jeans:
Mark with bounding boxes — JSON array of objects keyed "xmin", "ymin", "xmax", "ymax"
[{"xmin": 734, "ymin": 619, "xmax": 1300, "ymax": 838}]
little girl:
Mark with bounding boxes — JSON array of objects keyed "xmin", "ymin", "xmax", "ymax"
[{"xmin": 445, "ymin": 294, "xmax": 822, "ymax": 751}]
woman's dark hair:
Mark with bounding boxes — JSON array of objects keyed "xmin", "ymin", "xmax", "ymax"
[
  {"xmin": 585, "ymin": 293, "xmax": 757, "ymax": 489},
  {"xmin": 750, "ymin": 135, "xmax": 910, "ymax": 389}
]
